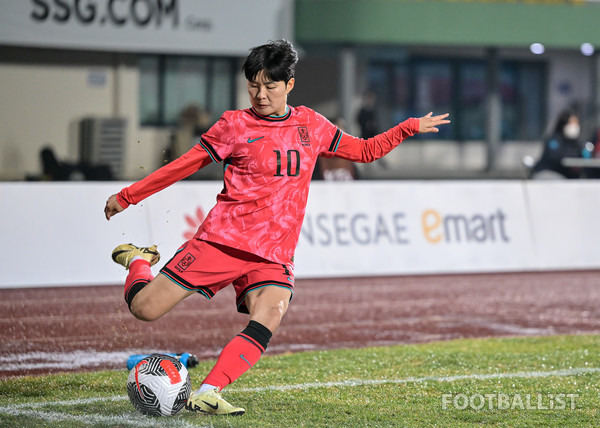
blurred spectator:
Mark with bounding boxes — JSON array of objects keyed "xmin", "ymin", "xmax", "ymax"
[
  {"xmin": 357, "ymin": 91, "xmax": 379, "ymax": 139},
  {"xmin": 582, "ymin": 126, "xmax": 600, "ymax": 178},
  {"xmin": 591, "ymin": 127, "xmax": 600, "ymax": 158},
  {"xmin": 29, "ymin": 145, "xmax": 112, "ymax": 181},
  {"xmin": 531, "ymin": 109, "xmax": 592, "ymax": 179},
  {"xmin": 165, "ymin": 105, "xmax": 212, "ymax": 164},
  {"xmin": 40, "ymin": 146, "xmax": 75, "ymax": 181},
  {"xmin": 312, "ymin": 118, "xmax": 357, "ymax": 181},
  {"xmin": 164, "ymin": 104, "xmax": 226, "ymax": 180}
]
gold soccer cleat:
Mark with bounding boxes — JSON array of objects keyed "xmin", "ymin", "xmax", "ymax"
[
  {"xmin": 185, "ymin": 388, "xmax": 245, "ymax": 416},
  {"xmin": 111, "ymin": 243, "xmax": 160, "ymax": 269}
]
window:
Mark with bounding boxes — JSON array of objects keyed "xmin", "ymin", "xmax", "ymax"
[
  {"xmin": 139, "ymin": 55, "xmax": 236, "ymax": 126},
  {"xmin": 500, "ymin": 61, "xmax": 546, "ymax": 140},
  {"xmin": 366, "ymin": 56, "xmax": 546, "ymax": 141},
  {"xmin": 413, "ymin": 60, "xmax": 454, "ymax": 139},
  {"xmin": 139, "ymin": 56, "xmax": 161, "ymax": 124},
  {"xmin": 459, "ymin": 61, "xmax": 486, "ymax": 140}
]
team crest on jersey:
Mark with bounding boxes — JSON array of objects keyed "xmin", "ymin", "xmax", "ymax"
[{"xmin": 297, "ymin": 127, "xmax": 311, "ymax": 145}]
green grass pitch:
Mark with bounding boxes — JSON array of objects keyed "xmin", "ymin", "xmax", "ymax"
[{"xmin": 1, "ymin": 335, "xmax": 598, "ymax": 427}]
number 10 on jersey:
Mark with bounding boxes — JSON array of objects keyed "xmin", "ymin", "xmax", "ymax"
[{"xmin": 273, "ymin": 150, "xmax": 301, "ymax": 177}]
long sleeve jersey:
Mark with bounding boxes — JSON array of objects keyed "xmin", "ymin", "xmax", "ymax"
[{"xmin": 117, "ymin": 105, "xmax": 420, "ymax": 264}]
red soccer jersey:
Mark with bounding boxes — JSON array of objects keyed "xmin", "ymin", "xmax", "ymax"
[{"xmin": 117, "ymin": 106, "xmax": 419, "ymax": 265}]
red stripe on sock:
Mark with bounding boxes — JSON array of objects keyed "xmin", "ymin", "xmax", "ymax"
[{"xmin": 237, "ymin": 333, "xmax": 265, "ymax": 353}]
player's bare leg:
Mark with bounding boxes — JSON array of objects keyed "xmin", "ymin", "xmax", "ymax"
[
  {"xmin": 112, "ymin": 243, "xmax": 194, "ymax": 321},
  {"xmin": 245, "ymin": 286, "xmax": 292, "ymax": 333},
  {"xmin": 129, "ymin": 274, "xmax": 194, "ymax": 321},
  {"xmin": 186, "ymin": 286, "xmax": 292, "ymax": 415}
]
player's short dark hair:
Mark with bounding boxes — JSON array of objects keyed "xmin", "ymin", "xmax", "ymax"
[{"xmin": 243, "ymin": 39, "xmax": 298, "ymax": 84}]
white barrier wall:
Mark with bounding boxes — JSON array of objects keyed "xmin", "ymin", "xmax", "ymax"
[
  {"xmin": 295, "ymin": 181, "xmax": 535, "ymax": 277},
  {"xmin": 526, "ymin": 181, "xmax": 600, "ymax": 270},
  {"xmin": 1, "ymin": 180, "xmax": 600, "ymax": 288}
]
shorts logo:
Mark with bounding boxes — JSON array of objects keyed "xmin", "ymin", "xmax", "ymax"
[
  {"xmin": 297, "ymin": 127, "xmax": 310, "ymax": 145},
  {"xmin": 282, "ymin": 263, "xmax": 294, "ymax": 283},
  {"xmin": 177, "ymin": 253, "xmax": 196, "ymax": 272}
]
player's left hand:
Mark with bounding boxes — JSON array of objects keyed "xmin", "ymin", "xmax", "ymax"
[
  {"xmin": 418, "ymin": 112, "xmax": 450, "ymax": 134},
  {"xmin": 104, "ymin": 194, "xmax": 124, "ymax": 220}
]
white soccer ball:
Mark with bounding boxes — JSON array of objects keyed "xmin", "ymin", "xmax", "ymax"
[{"xmin": 127, "ymin": 353, "xmax": 191, "ymax": 417}]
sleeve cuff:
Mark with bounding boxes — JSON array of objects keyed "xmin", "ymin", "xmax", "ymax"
[{"xmin": 116, "ymin": 192, "xmax": 130, "ymax": 209}]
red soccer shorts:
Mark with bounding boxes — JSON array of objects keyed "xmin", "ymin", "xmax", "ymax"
[{"xmin": 159, "ymin": 239, "xmax": 294, "ymax": 314}]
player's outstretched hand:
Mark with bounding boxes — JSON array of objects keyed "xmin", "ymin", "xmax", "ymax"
[
  {"xmin": 104, "ymin": 194, "xmax": 124, "ymax": 220},
  {"xmin": 419, "ymin": 112, "xmax": 450, "ymax": 134}
]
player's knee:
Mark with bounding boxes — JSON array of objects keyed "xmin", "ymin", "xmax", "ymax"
[
  {"xmin": 265, "ymin": 308, "xmax": 284, "ymax": 329},
  {"xmin": 246, "ymin": 287, "xmax": 291, "ymax": 331},
  {"xmin": 254, "ymin": 302, "xmax": 288, "ymax": 332},
  {"xmin": 129, "ymin": 299, "xmax": 161, "ymax": 322},
  {"xmin": 270, "ymin": 301, "xmax": 288, "ymax": 321}
]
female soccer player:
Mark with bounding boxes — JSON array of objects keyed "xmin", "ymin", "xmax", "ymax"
[{"xmin": 105, "ymin": 39, "xmax": 450, "ymax": 416}]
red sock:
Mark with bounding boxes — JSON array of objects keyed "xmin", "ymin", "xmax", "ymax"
[
  {"xmin": 202, "ymin": 335, "xmax": 263, "ymax": 390},
  {"xmin": 203, "ymin": 322, "xmax": 271, "ymax": 390},
  {"xmin": 124, "ymin": 259, "xmax": 154, "ymax": 306}
]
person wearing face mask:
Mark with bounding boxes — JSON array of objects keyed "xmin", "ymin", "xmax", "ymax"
[{"xmin": 531, "ymin": 109, "xmax": 590, "ymax": 179}]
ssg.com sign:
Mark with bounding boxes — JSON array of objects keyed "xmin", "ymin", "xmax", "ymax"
[
  {"xmin": 0, "ymin": 0, "xmax": 290, "ymax": 55},
  {"xmin": 30, "ymin": 0, "xmax": 193, "ymax": 30}
]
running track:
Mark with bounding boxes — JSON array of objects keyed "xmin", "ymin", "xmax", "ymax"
[{"xmin": 1, "ymin": 271, "xmax": 599, "ymax": 378}]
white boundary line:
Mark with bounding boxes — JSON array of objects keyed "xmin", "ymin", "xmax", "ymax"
[
  {"xmin": 230, "ymin": 366, "xmax": 600, "ymax": 393},
  {"xmin": 1, "ymin": 367, "xmax": 598, "ymax": 425},
  {"xmin": 0, "ymin": 407, "xmax": 200, "ymax": 428}
]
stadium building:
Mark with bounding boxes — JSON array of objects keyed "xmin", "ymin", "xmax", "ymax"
[{"xmin": 1, "ymin": 0, "xmax": 599, "ymax": 180}]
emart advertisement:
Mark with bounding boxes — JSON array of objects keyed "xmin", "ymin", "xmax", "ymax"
[
  {"xmin": 3, "ymin": 180, "xmax": 600, "ymax": 288},
  {"xmin": 295, "ymin": 181, "xmax": 535, "ymax": 277}
]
